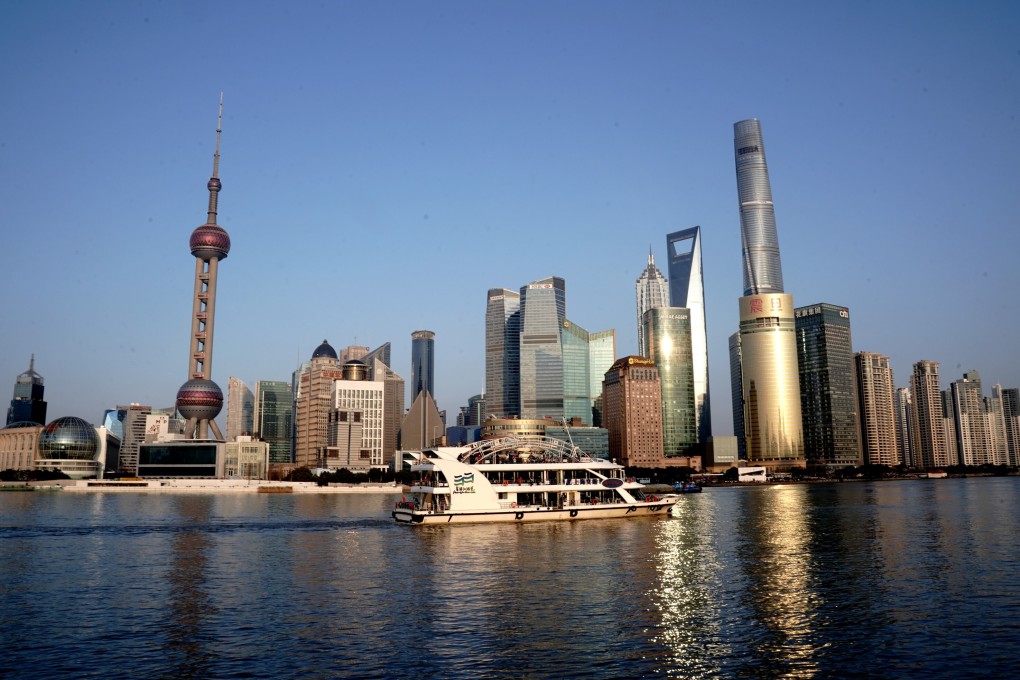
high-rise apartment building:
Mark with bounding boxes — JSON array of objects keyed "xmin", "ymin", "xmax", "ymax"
[
  {"xmin": 951, "ymin": 371, "xmax": 992, "ymax": 466},
  {"xmin": 894, "ymin": 387, "xmax": 914, "ymax": 468},
  {"xmin": 950, "ymin": 372, "xmax": 1010, "ymax": 467},
  {"xmin": 994, "ymin": 386, "xmax": 1020, "ymax": 466},
  {"xmin": 603, "ymin": 356, "xmax": 664, "ymax": 467},
  {"xmin": 854, "ymin": 352, "xmax": 898, "ymax": 466},
  {"xmin": 643, "ymin": 308, "xmax": 697, "ymax": 457},
  {"xmin": 909, "ymin": 360, "xmax": 949, "ymax": 469},
  {"xmin": 635, "ymin": 250, "xmax": 669, "ymax": 357},
  {"xmin": 941, "ymin": 390, "xmax": 959, "ymax": 466},
  {"xmin": 485, "ymin": 288, "xmax": 521, "ymax": 418},
  {"xmin": 519, "ymin": 277, "xmax": 567, "ymax": 420},
  {"xmin": 411, "ymin": 330, "xmax": 435, "ymax": 402},
  {"xmin": 666, "ymin": 227, "xmax": 711, "ymax": 444},
  {"xmin": 253, "ymin": 380, "xmax": 293, "ymax": 464},
  {"xmin": 795, "ymin": 304, "xmax": 860, "ymax": 467},
  {"xmin": 175, "ymin": 96, "xmax": 230, "ymax": 441},
  {"xmin": 6, "ymin": 355, "xmax": 46, "ymax": 426},
  {"xmin": 985, "ymin": 386, "xmax": 1010, "ymax": 466},
  {"xmin": 294, "ymin": 340, "xmax": 343, "ymax": 468},
  {"xmin": 226, "ymin": 377, "xmax": 254, "ymax": 441},
  {"xmin": 733, "ymin": 119, "xmax": 803, "ymax": 468}
]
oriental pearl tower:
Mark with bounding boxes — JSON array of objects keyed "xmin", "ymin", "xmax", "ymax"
[{"xmin": 176, "ymin": 95, "xmax": 230, "ymax": 440}]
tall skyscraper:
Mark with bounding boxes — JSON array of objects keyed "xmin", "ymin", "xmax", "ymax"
[
  {"xmin": 635, "ymin": 250, "xmax": 669, "ymax": 357},
  {"xmin": 950, "ymin": 371, "xmax": 1009, "ymax": 466},
  {"xmin": 175, "ymin": 96, "xmax": 230, "ymax": 441},
  {"xmin": 328, "ymin": 360, "xmax": 384, "ymax": 469},
  {"xmin": 485, "ymin": 288, "xmax": 521, "ymax": 418},
  {"xmin": 561, "ymin": 321, "xmax": 616, "ymax": 426},
  {"xmin": 795, "ymin": 304, "xmax": 860, "ymax": 467},
  {"xmin": 894, "ymin": 387, "xmax": 915, "ymax": 468},
  {"xmin": 728, "ymin": 332, "xmax": 745, "ymax": 459},
  {"xmin": 666, "ymin": 227, "xmax": 712, "ymax": 444},
  {"xmin": 226, "ymin": 377, "xmax": 254, "ymax": 441},
  {"xmin": 909, "ymin": 360, "xmax": 949, "ymax": 469},
  {"xmin": 643, "ymin": 308, "xmax": 697, "ymax": 457},
  {"xmin": 519, "ymin": 276, "xmax": 566, "ymax": 420},
  {"xmin": 940, "ymin": 389, "xmax": 959, "ymax": 466},
  {"xmin": 951, "ymin": 371, "xmax": 989, "ymax": 466},
  {"xmin": 602, "ymin": 356, "xmax": 664, "ymax": 467},
  {"xmin": 733, "ymin": 119, "xmax": 803, "ymax": 467},
  {"xmin": 294, "ymin": 340, "xmax": 342, "ymax": 468},
  {"xmin": 854, "ymin": 352, "xmax": 898, "ymax": 466},
  {"xmin": 410, "ymin": 330, "xmax": 435, "ymax": 401},
  {"xmin": 993, "ymin": 386, "xmax": 1020, "ymax": 466},
  {"xmin": 361, "ymin": 346, "xmax": 404, "ymax": 468},
  {"xmin": 253, "ymin": 380, "xmax": 293, "ymax": 465},
  {"xmin": 487, "ymin": 277, "xmax": 612, "ymax": 424},
  {"xmin": 6, "ymin": 355, "xmax": 46, "ymax": 426}
]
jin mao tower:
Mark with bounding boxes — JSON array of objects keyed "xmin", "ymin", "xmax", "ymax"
[{"xmin": 175, "ymin": 96, "xmax": 231, "ymax": 440}]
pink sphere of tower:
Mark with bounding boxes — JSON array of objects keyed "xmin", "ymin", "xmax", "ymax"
[
  {"xmin": 190, "ymin": 222, "xmax": 231, "ymax": 261},
  {"xmin": 176, "ymin": 378, "xmax": 224, "ymax": 422}
]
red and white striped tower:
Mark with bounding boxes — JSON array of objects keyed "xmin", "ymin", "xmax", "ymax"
[{"xmin": 176, "ymin": 94, "xmax": 231, "ymax": 440}]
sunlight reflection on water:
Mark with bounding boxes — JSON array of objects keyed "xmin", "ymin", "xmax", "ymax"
[{"xmin": 1, "ymin": 479, "xmax": 1018, "ymax": 678}]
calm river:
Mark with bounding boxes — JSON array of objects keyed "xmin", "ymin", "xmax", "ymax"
[{"xmin": 1, "ymin": 478, "xmax": 1018, "ymax": 679}]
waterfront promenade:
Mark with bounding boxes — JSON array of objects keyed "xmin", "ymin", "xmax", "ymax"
[{"xmin": 0, "ymin": 479, "xmax": 405, "ymax": 494}]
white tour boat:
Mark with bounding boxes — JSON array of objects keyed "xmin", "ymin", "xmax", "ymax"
[{"xmin": 392, "ymin": 436, "xmax": 678, "ymax": 524}]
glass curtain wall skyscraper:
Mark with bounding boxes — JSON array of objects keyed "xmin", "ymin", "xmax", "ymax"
[
  {"xmin": 226, "ymin": 376, "xmax": 254, "ymax": 441},
  {"xmin": 794, "ymin": 303, "xmax": 861, "ymax": 467},
  {"xmin": 667, "ymin": 227, "xmax": 711, "ymax": 444},
  {"xmin": 644, "ymin": 307, "xmax": 697, "ymax": 456},
  {"xmin": 254, "ymin": 380, "xmax": 293, "ymax": 464},
  {"xmin": 410, "ymin": 330, "xmax": 435, "ymax": 401},
  {"xmin": 485, "ymin": 288, "xmax": 521, "ymax": 418},
  {"xmin": 519, "ymin": 277, "xmax": 566, "ymax": 420},
  {"xmin": 561, "ymin": 321, "xmax": 616, "ymax": 425},
  {"xmin": 635, "ymin": 251, "xmax": 669, "ymax": 357},
  {"xmin": 6, "ymin": 355, "xmax": 46, "ymax": 426},
  {"xmin": 733, "ymin": 119, "xmax": 804, "ymax": 467}
]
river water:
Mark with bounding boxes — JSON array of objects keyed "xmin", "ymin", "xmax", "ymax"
[{"xmin": 1, "ymin": 477, "xmax": 1017, "ymax": 679}]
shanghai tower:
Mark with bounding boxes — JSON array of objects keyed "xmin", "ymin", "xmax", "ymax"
[
  {"xmin": 735, "ymin": 119, "xmax": 785, "ymax": 296},
  {"xmin": 732, "ymin": 119, "xmax": 804, "ymax": 467}
]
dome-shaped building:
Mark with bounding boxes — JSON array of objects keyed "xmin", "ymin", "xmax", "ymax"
[
  {"xmin": 312, "ymin": 339, "xmax": 338, "ymax": 361},
  {"xmin": 342, "ymin": 359, "xmax": 368, "ymax": 381},
  {"xmin": 35, "ymin": 416, "xmax": 104, "ymax": 478}
]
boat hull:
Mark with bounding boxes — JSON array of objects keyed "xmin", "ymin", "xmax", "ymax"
[{"xmin": 392, "ymin": 501, "xmax": 676, "ymax": 525}]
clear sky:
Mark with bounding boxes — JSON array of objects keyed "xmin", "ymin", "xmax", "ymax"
[{"xmin": 2, "ymin": 1, "xmax": 1018, "ymax": 435}]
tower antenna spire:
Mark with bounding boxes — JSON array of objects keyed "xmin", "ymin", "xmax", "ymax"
[{"xmin": 207, "ymin": 92, "xmax": 223, "ymax": 225}]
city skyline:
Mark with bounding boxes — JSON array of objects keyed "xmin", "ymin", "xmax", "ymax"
[{"xmin": 2, "ymin": 2, "xmax": 1018, "ymax": 431}]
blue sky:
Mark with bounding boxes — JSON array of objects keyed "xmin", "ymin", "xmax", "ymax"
[{"xmin": 2, "ymin": 0, "xmax": 1018, "ymax": 435}]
